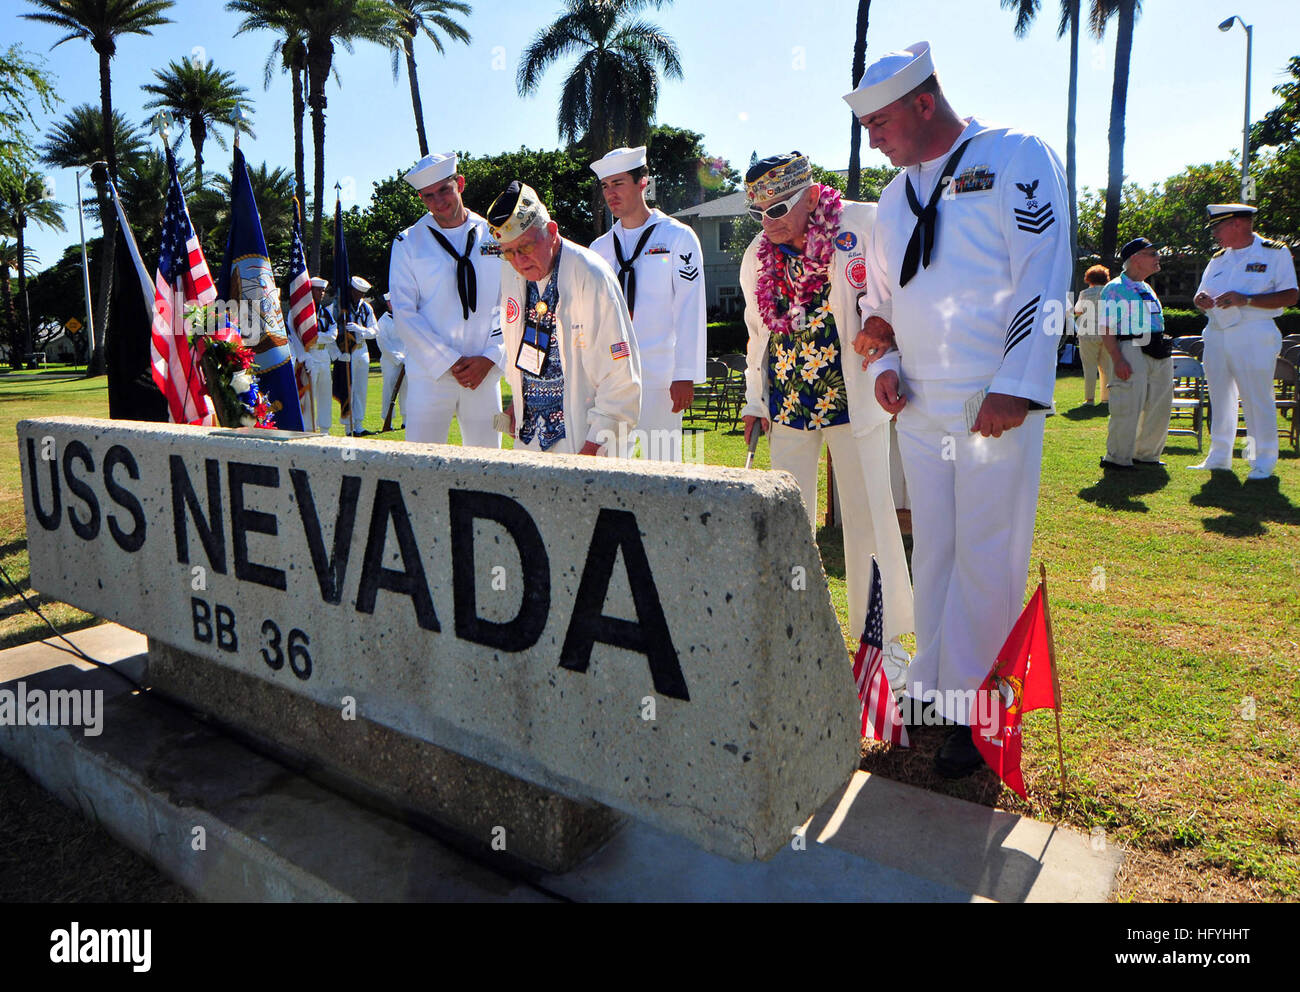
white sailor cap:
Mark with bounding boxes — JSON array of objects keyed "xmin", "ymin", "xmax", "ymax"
[
  {"xmin": 350, "ymin": 275, "xmax": 372, "ymax": 293},
  {"xmin": 310, "ymin": 277, "xmax": 328, "ymax": 289},
  {"xmin": 843, "ymin": 41, "xmax": 935, "ymax": 118},
  {"xmin": 591, "ymin": 146, "xmax": 648, "ymax": 180},
  {"xmin": 1205, "ymin": 203, "xmax": 1258, "ymax": 228},
  {"xmin": 404, "ymin": 152, "xmax": 458, "ymax": 191}
]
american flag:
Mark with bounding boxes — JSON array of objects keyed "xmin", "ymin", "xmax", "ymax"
[
  {"xmin": 150, "ymin": 150, "xmax": 218, "ymax": 425},
  {"xmin": 286, "ymin": 198, "xmax": 318, "ymax": 350},
  {"xmin": 852, "ymin": 559, "xmax": 909, "ymax": 746}
]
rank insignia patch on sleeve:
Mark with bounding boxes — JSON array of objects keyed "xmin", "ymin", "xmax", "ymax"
[{"xmin": 1013, "ymin": 180, "xmax": 1055, "ymax": 234}]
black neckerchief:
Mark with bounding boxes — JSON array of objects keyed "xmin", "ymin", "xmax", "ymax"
[
  {"xmin": 899, "ymin": 137, "xmax": 974, "ymax": 287},
  {"xmin": 612, "ymin": 221, "xmax": 659, "ymax": 318},
  {"xmin": 428, "ymin": 221, "xmax": 478, "ymax": 320}
]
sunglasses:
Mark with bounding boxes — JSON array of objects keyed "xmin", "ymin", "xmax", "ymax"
[{"xmin": 747, "ymin": 190, "xmax": 805, "ymax": 221}]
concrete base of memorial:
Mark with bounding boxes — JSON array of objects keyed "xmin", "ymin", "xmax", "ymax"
[
  {"xmin": 147, "ymin": 637, "xmax": 624, "ymax": 873},
  {"xmin": 2, "ymin": 624, "xmax": 1124, "ymax": 903}
]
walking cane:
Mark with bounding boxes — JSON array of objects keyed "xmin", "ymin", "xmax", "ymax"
[{"xmin": 745, "ymin": 420, "xmax": 765, "ymax": 470}]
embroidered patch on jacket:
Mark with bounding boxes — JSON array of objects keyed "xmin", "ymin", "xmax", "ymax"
[
  {"xmin": 1013, "ymin": 188, "xmax": 1055, "ymax": 234},
  {"xmin": 505, "ymin": 298, "xmax": 520, "ymax": 323},
  {"xmin": 610, "ymin": 341, "xmax": 630, "ymax": 360},
  {"xmin": 1246, "ymin": 262, "xmax": 1268, "ymax": 272},
  {"xmin": 678, "ymin": 250, "xmax": 700, "ymax": 281},
  {"xmin": 646, "ymin": 246, "xmax": 670, "ymax": 255},
  {"xmin": 952, "ymin": 166, "xmax": 995, "ymax": 193},
  {"xmin": 834, "ymin": 231, "xmax": 858, "ymax": 251},
  {"xmin": 845, "ymin": 257, "xmax": 868, "ymax": 289},
  {"xmin": 1004, "ymin": 295, "xmax": 1041, "ymax": 357}
]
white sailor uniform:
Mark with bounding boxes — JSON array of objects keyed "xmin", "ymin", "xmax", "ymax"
[
  {"xmin": 499, "ymin": 240, "xmax": 642, "ymax": 456},
  {"xmin": 590, "ymin": 209, "xmax": 706, "ymax": 461},
  {"xmin": 333, "ymin": 298, "xmax": 376, "ymax": 434},
  {"xmin": 864, "ymin": 117, "xmax": 1071, "ymax": 723},
  {"xmin": 303, "ymin": 301, "xmax": 336, "ymax": 432},
  {"xmin": 376, "ymin": 310, "xmax": 408, "ymax": 429},
  {"xmin": 739, "ymin": 198, "xmax": 914, "ymax": 644},
  {"xmin": 389, "ymin": 211, "xmax": 504, "ymax": 447},
  {"xmin": 1196, "ymin": 233, "xmax": 1297, "ymax": 476}
]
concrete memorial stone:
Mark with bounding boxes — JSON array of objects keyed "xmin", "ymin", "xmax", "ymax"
[{"xmin": 19, "ymin": 417, "xmax": 859, "ymax": 862}]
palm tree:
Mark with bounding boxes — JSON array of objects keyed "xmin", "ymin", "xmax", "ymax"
[
  {"xmin": 22, "ymin": 0, "xmax": 174, "ymax": 377},
  {"xmin": 1090, "ymin": 0, "xmax": 1142, "ymax": 264},
  {"xmin": 391, "ymin": 1, "xmax": 472, "ymax": 157},
  {"xmin": 0, "ymin": 233, "xmax": 37, "ymax": 368},
  {"xmin": 518, "ymin": 0, "xmax": 682, "ymax": 233},
  {"xmin": 229, "ymin": 0, "xmax": 400, "ymax": 270},
  {"xmin": 39, "ymin": 103, "xmax": 146, "ymax": 225},
  {"xmin": 1001, "ymin": 0, "xmax": 1081, "ymax": 286},
  {"xmin": 0, "ymin": 166, "xmax": 66, "ymax": 362},
  {"xmin": 141, "ymin": 58, "xmax": 254, "ymax": 190},
  {"xmin": 846, "ymin": 0, "xmax": 872, "ymax": 202}
]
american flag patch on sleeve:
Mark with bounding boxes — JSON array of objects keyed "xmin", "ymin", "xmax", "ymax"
[{"xmin": 610, "ymin": 341, "xmax": 630, "ymax": 360}]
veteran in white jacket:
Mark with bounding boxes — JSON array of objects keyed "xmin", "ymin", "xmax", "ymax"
[
  {"xmin": 739, "ymin": 151, "xmax": 912, "ymax": 644},
  {"xmin": 488, "ymin": 181, "xmax": 642, "ymax": 457}
]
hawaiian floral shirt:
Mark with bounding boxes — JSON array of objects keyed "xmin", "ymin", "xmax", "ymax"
[{"xmin": 766, "ymin": 280, "xmax": 849, "ymax": 430}]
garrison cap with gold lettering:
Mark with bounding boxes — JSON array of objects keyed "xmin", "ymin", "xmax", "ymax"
[
  {"xmin": 842, "ymin": 41, "xmax": 935, "ymax": 118},
  {"xmin": 486, "ymin": 181, "xmax": 551, "ymax": 243},
  {"xmin": 404, "ymin": 152, "xmax": 458, "ymax": 191},
  {"xmin": 1205, "ymin": 203, "xmax": 1258, "ymax": 228},
  {"xmin": 744, "ymin": 152, "xmax": 813, "ymax": 207}
]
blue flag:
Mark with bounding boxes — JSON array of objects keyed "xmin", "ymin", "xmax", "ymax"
[
  {"xmin": 216, "ymin": 145, "xmax": 305, "ymax": 431},
  {"xmin": 331, "ymin": 194, "xmax": 355, "ymax": 413}
]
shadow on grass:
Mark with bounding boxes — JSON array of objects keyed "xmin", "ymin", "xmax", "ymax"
[
  {"xmin": 1190, "ymin": 472, "xmax": 1300, "ymax": 536},
  {"xmin": 1077, "ymin": 465, "xmax": 1170, "ymax": 512},
  {"xmin": 1061, "ymin": 402, "xmax": 1110, "ymax": 421}
]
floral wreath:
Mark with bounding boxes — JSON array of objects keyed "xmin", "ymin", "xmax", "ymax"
[{"xmin": 755, "ymin": 184, "xmax": 844, "ymax": 336}]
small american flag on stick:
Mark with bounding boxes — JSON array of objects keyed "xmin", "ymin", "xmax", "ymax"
[{"xmin": 852, "ymin": 559, "xmax": 909, "ymax": 746}]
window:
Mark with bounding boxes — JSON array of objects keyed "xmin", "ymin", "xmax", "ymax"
[{"xmin": 718, "ymin": 219, "xmax": 733, "ymax": 251}]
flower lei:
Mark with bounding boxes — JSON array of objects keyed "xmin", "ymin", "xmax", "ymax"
[{"xmin": 755, "ymin": 185, "xmax": 843, "ymax": 336}]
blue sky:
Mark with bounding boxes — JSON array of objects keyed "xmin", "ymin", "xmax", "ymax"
[{"xmin": 7, "ymin": 0, "xmax": 1298, "ymax": 272}]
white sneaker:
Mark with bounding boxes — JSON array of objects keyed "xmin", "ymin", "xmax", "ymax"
[
  {"xmin": 1246, "ymin": 467, "xmax": 1273, "ymax": 480},
  {"xmin": 1188, "ymin": 460, "xmax": 1231, "ymax": 471}
]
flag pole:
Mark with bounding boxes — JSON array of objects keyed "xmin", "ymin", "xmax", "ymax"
[
  {"xmin": 1038, "ymin": 561, "xmax": 1067, "ymax": 796},
  {"xmin": 336, "ymin": 183, "xmax": 353, "ymax": 435}
]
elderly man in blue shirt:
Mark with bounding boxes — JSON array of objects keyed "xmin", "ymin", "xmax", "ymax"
[{"xmin": 1098, "ymin": 237, "xmax": 1173, "ymax": 470}]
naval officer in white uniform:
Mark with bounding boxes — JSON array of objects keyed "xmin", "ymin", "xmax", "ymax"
[
  {"xmin": 375, "ymin": 292, "xmax": 407, "ymax": 429},
  {"xmin": 589, "ymin": 145, "xmax": 706, "ymax": 461},
  {"xmin": 333, "ymin": 275, "xmax": 377, "ymax": 436},
  {"xmin": 1192, "ymin": 203, "xmax": 1298, "ymax": 480},
  {"xmin": 304, "ymin": 277, "xmax": 336, "ymax": 432},
  {"xmin": 389, "ymin": 152, "xmax": 505, "ymax": 447},
  {"xmin": 488, "ymin": 181, "xmax": 641, "ymax": 457},
  {"xmin": 848, "ymin": 41, "xmax": 1071, "ymax": 776}
]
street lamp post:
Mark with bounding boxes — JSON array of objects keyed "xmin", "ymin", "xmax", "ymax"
[
  {"xmin": 73, "ymin": 162, "xmax": 108, "ymax": 369},
  {"xmin": 1219, "ymin": 15, "xmax": 1254, "ymax": 202}
]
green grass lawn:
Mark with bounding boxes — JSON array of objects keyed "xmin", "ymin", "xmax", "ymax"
[{"xmin": 2, "ymin": 365, "xmax": 1297, "ymax": 900}]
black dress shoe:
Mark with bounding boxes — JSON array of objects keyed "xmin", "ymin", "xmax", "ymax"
[
  {"xmin": 1133, "ymin": 458, "xmax": 1167, "ymax": 466},
  {"xmin": 1099, "ymin": 458, "xmax": 1135, "ymax": 471},
  {"xmin": 353, "ymin": 428, "xmax": 373, "ymax": 437},
  {"xmin": 934, "ymin": 725, "xmax": 986, "ymax": 778}
]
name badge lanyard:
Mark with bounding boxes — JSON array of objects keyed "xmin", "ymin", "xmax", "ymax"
[{"xmin": 516, "ymin": 274, "xmax": 560, "ymax": 376}]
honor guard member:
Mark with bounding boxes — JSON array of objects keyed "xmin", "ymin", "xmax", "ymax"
[
  {"xmin": 488, "ymin": 180, "xmax": 642, "ymax": 456},
  {"xmin": 333, "ymin": 275, "xmax": 377, "ymax": 436},
  {"xmin": 376, "ymin": 292, "xmax": 407, "ymax": 429},
  {"xmin": 848, "ymin": 41, "xmax": 1071, "ymax": 776},
  {"xmin": 1192, "ymin": 203, "xmax": 1298, "ymax": 480},
  {"xmin": 590, "ymin": 145, "xmax": 707, "ymax": 461},
  {"xmin": 738, "ymin": 151, "xmax": 913, "ymax": 645},
  {"xmin": 1098, "ymin": 238, "xmax": 1173, "ymax": 470},
  {"xmin": 389, "ymin": 152, "xmax": 505, "ymax": 447},
  {"xmin": 304, "ymin": 277, "xmax": 336, "ymax": 431}
]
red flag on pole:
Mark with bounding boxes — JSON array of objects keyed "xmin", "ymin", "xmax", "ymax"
[
  {"xmin": 852, "ymin": 559, "xmax": 909, "ymax": 746},
  {"xmin": 971, "ymin": 584, "xmax": 1057, "ymax": 799}
]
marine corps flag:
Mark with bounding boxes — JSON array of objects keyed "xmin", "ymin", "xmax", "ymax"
[
  {"xmin": 970, "ymin": 575, "xmax": 1061, "ymax": 800},
  {"xmin": 215, "ymin": 145, "xmax": 304, "ymax": 431}
]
